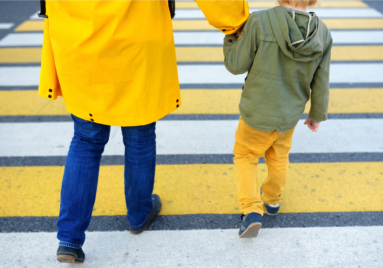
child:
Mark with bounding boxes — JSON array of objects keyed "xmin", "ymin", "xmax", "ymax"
[{"xmin": 223, "ymin": 0, "xmax": 332, "ymax": 238}]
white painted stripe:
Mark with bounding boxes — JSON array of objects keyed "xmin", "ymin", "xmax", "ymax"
[
  {"xmin": 0, "ymin": 23, "xmax": 14, "ymax": 30},
  {"xmin": 0, "ymin": 67, "xmax": 40, "ymax": 86},
  {"xmin": 1, "ymin": 63, "xmax": 382, "ymax": 87},
  {"xmin": 2, "ymin": 31, "xmax": 383, "ymax": 47},
  {"xmin": 0, "ymin": 119, "xmax": 382, "ymax": 157},
  {"xmin": 173, "ymin": 31, "xmax": 383, "ymax": 45},
  {"xmin": 0, "ymin": 33, "xmax": 43, "ymax": 47},
  {"xmin": 175, "ymin": 8, "xmax": 383, "ymax": 19},
  {"xmin": 179, "ymin": 64, "xmax": 383, "ymax": 84},
  {"xmin": 1, "ymin": 227, "xmax": 383, "ymax": 267}
]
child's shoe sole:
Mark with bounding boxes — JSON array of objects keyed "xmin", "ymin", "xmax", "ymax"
[
  {"xmin": 57, "ymin": 254, "xmax": 84, "ymax": 263},
  {"xmin": 239, "ymin": 223, "xmax": 262, "ymax": 238}
]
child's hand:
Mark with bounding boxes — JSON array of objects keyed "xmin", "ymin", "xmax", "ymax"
[{"xmin": 304, "ymin": 116, "xmax": 320, "ymax": 132}]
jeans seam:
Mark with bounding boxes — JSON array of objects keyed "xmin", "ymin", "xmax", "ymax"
[
  {"xmin": 129, "ymin": 212, "xmax": 150, "ymax": 230},
  {"xmin": 59, "ymin": 241, "xmax": 83, "ymax": 249}
]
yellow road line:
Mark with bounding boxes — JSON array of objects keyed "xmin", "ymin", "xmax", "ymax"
[
  {"xmin": 1, "ymin": 89, "xmax": 383, "ymax": 116},
  {"xmin": 2, "ymin": 46, "xmax": 383, "ymax": 64},
  {"xmin": 175, "ymin": 46, "xmax": 383, "ymax": 62},
  {"xmin": 1, "ymin": 163, "xmax": 382, "ymax": 217},
  {"xmin": 178, "ymin": 1, "xmax": 368, "ymax": 8},
  {"xmin": 0, "ymin": 48, "xmax": 42, "ymax": 63},
  {"xmin": 15, "ymin": 18, "xmax": 383, "ymax": 32}
]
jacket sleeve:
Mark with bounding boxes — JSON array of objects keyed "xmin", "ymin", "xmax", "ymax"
[
  {"xmin": 309, "ymin": 38, "xmax": 333, "ymax": 122},
  {"xmin": 195, "ymin": 0, "xmax": 249, "ymax": 35},
  {"xmin": 223, "ymin": 14, "xmax": 257, "ymax": 75},
  {"xmin": 38, "ymin": 16, "xmax": 62, "ymax": 100}
]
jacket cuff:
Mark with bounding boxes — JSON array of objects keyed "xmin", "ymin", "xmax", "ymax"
[
  {"xmin": 309, "ymin": 112, "xmax": 327, "ymax": 123},
  {"xmin": 224, "ymin": 35, "xmax": 238, "ymax": 46}
]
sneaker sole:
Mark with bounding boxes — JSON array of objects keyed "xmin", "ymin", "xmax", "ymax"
[
  {"xmin": 265, "ymin": 212, "xmax": 278, "ymax": 216},
  {"xmin": 57, "ymin": 254, "xmax": 84, "ymax": 263},
  {"xmin": 239, "ymin": 222, "xmax": 262, "ymax": 238}
]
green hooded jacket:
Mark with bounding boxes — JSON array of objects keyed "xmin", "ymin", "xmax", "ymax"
[{"xmin": 224, "ymin": 6, "xmax": 333, "ymax": 133}]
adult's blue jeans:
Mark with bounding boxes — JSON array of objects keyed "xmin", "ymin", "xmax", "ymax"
[{"xmin": 57, "ymin": 115, "xmax": 156, "ymax": 248}]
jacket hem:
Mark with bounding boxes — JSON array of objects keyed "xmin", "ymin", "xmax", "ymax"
[
  {"xmin": 64, "ymin": 99, "xmax": 180, "ymax": 127},
  {"xmin": 239, "ymin": 110, "xmax": 297, "ymax": 134}
]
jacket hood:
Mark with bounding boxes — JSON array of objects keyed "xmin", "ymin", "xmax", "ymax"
[{"xmin": 268, "ymin": 6, "xmax": 324, "ymax": 62}]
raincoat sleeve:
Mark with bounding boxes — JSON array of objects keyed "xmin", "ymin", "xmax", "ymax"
[
  {"xmin": 309, "ymin": 38, "xmax": 333, "ymax": 123},
  {"xmin": 195, "ymin": 0, "xmax": 249, "ymax": 35},
  {"xmin": 223, "ymin": 14, "xmax": 257, "ymax": 75},
  {"xmin": 38, "ymin": 17, "xmax": 62, "ymax": 100}
]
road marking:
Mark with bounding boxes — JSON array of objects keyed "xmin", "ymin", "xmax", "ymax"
[
  {"xmin": 27, "ymin": 8, "xmax": 382, "ymax": 20},
  {"xmin": 179, "ymin": 1, "xmax": 369, "ymax": 9},
  {"xmin": 1, "ymin": 64, "xmax": 383, "ymax": 87},
  {"xmin": 3, "ymin": 31, "xmax": 383, "ymax": 47},
  {"xmin": 172, "ymin": 31, "xmax": 383, "ymax": 46},
  {"xmin": 0, "ymin": 23, "xmax": 14, "ymax": 30},
  {"xmin": 16, "ymin": 18, "xmax": 383, "ymax": 32},
  {"xmin": 174, "ymin": 46, "xmax": 383, "ymax": 62},
  {"xmin": 0, "ymin": 119, "xmax": 382, "ymax": 157},
  {"xmin": 1, "ymin": 89, "xmax": 383, "ymax": 116},
  {"xmin": 175, "ymin": 8, "xmax": 383, "ymax": 19},
  {"xmin": 1, "ymin": 162, "xmax": 382, "ymax": 216},
  {"xmin": 2, "ymin": 46, "xmax": 383, "ymax": 63},
  {"xmin": 0, "ymin": 48, "xmax": 42, "ymax": 63}
]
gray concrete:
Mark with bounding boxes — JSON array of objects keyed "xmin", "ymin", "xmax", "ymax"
[
  {"xmin": 0, "ymin": 119, "xmax": 382, "ymax": 157},
  {"xmin": 2, "ymin": 212, "xmax": 383, "ymax": 233},
  {"xmin": 1, "ymin": 227, "xmax": 382, "ymax": 267}
]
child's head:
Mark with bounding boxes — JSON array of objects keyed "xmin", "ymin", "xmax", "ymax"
[{"xmin": 277, "ymin": 0, "xmax": 320, "ymax": 8}]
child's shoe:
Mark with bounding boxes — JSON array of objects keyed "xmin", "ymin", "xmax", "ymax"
[
  {"xmin": 238, "ymin": 212, "xmax": 262, "ymax": 238},
  {"xmin": 264, "ymin": 203, "xmax": 280, "ymax": 216}
]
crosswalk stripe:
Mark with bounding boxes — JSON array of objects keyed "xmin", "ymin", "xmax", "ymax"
[
  {"xmin": 15, "ymin": 18, "xmax": 383, "ymax": 32},
  {"xmin": 178, "ymin": 8, "xmax": 383, "ymax": 19},
  {"xmin": 176, "ymin": 1, "xmax": 370, "ymax": 9},
  {"xmin": 3, "ymin": 31, "xmax": 383, "ymax": 47},
  {"xmin": 2, "ymin": 46, "xmax": 383, "ymax": 63},
  {"xmin": 0, "ymin": 23, "xmax": 14, "ymax": 30},
  {"xmin": 1, "ymin": 89, "xmax": 382, "ymax": 116},
  {"xmin": 27, "ymin": 8, "xmax": 382, "ymax": 20},
  {"xmin": 173, "ymin": 31, "xmax": 383, "ymax": 46},
  {"xmin": 1, "ymin": 64, "xmax": 382, "ymax": 87},
  {"xmin": 0, "ymin": 119, "xmax": 382, "ymax": 157},
  {"xmin": 1, "ymin": 162, "xmax": 382, "ymax": 216}
]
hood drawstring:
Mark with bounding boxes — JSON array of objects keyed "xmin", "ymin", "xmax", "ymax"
[
  {"xmin": 306, "ymin": 15, "xmax": 312, "ymax": 39},
  {"xmin": 38, "ymin": 0, "xmax": 48, "ymax": 18},
  {"xmin": 292, "ymin": 11, "xmax": 295, "ymax": 21}
]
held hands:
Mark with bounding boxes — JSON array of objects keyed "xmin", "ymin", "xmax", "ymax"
[
  {"xmin": 236, "ymin": 30, "xmax": 244, "ymax": 38},
  {"xmin": 304, "ymin": 116, "xmax": 320, "ymax": 132}
]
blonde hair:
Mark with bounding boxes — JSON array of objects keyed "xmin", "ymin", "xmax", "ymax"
[{"xmin": 277, "ymin": 0, "xmax": 321, "ymax": 8}]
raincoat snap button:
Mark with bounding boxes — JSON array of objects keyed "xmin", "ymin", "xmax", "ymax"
[
  {"xmin": 89, "ymin": 114, "xmax": 93, "ymax": 117},
  {"xmin": 228, "ymin": 39, "xmax": 232, "ymax": 43},
  {"xmin": 222, "ymin": 29, "xmax": 226, "ymax": 32},
  {"xmin": 176, "ymin": 99, "xmax": 179, "ymax": 103},
  {"xmin": 91, "ymin": 119, "xmax": 94, "ymax": 122},
  {"xmin": 49, "ymin": 89, "xmax": 52, "ymax": 92},
  {"xmin": 176, "ymin": 104, "xmax": 179, "ymax": 108},
  {"xmin": 48, "ymin": 95, "xmax": 52, "ymax": 98}
]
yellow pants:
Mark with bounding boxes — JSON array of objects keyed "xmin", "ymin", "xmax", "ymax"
[{"xmin": 233, "ymin": 117, "xmax": 295, "ymax": 215}]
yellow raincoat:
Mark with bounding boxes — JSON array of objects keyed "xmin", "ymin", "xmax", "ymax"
[{"xmin": 39, "ymin": 0, "xmax": 249, "ymax": 126}]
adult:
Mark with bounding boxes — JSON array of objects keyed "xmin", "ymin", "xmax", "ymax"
[{"xmin": 38, "ymin": 0, "xmax": 249, "ymax": 263}]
